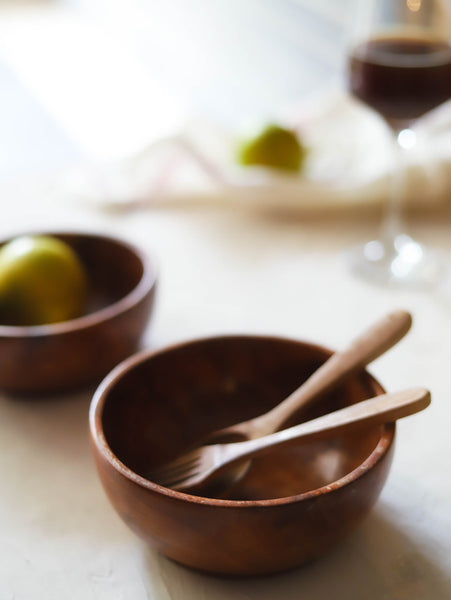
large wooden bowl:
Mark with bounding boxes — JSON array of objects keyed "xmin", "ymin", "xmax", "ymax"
[
  {"xmin": 90, "ymin": 335, "xmax": 394, "ymax": 576},
  {"xmin": 0, "ymin": 231, "xmax": 157, "ymax": 394}
]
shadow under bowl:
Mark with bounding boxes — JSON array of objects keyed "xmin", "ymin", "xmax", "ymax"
[
  {"xmin": 90, "ymin": 334, "xmax": 395, "ymax": 576},
  {"xmin": 0, "ymin": 231, "xmax": 157, "ymax": 394}
]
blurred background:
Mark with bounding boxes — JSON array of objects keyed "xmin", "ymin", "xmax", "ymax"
[
  {"xmin": 0, "ymin": 0, "xmax": 351, "ymax": 181},
  {"xmin": 2, "ymin": 4, "xmax": 451, "ymax": 598}
]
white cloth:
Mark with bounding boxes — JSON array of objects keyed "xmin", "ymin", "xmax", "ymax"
[{"xmin": 64, "ymin": 91, "xmax": 451, "ymax": 214}]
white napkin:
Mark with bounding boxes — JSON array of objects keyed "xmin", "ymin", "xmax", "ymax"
[{"xmin": 66, "ymin": 90, "xmax": 451, "ymax": 213}]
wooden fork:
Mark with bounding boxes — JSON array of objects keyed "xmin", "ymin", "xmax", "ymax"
[{"xmin": 152, "ymin": 387, "xmax": 430, "ymax": 494}]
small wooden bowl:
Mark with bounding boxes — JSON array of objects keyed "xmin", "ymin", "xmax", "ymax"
[
  {"xmin": 0, "ymin": 231, "xmax": 157, "ymax": 394},
  {"xmin": 90, "ymin": 335, "xmax": 395, "ymax": 576}
]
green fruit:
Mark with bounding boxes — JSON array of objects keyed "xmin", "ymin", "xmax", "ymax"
[
  {"xmin": 237, "ymin": 124, "xmax": 306, "ymax": 172},
  {"xmin": 0, "ymin": 235, "xmax": 88, "ymax": 326}
]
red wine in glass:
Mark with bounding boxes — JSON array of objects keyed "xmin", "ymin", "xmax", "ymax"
[
  {"xmin": 345, "ymin": 0, "xmax": 451, "ymax": 288},
  {"xmin": 350, "ymin": 36, "xmax": 451, "ymax": 131}
]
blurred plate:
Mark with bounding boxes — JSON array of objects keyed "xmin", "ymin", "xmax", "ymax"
[{"xmin": 66, "ymin": 92, "xmax": 451, "ymax": 214}]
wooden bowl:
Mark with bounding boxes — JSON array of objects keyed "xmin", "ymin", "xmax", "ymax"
[
  {"xmin": 90, "ymin": 335, "xmax": 395, "ymax": 576},
  {"xmin": 0, "ymin": 231, "xmax": 157, "ymax": 394}
]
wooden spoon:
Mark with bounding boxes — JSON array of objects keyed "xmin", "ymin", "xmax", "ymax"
[{"xmin": 205, "ymin": 309, "xmax": 412, "ymax": 444}]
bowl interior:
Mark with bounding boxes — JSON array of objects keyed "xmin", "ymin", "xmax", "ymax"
[
  {"xmin": 100, "ymin": 336, "xmax": 385, "ymax": 501},
  {"xmin": 0, "ymin": 232, "xmax": 146, "ymax": 326},
  {"xmin": 55, "ymin": 233, "xmax": 145, "ymax": 316}
]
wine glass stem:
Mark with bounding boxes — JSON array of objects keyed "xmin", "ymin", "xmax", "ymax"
[{"xmin": 380, "ymin": 131, "xmax": 411, "ymax": 247}]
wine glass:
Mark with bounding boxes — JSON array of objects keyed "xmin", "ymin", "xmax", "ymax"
[{"xmin": 346, "ymin": 0, "xmax": 451, "ymax": 287}]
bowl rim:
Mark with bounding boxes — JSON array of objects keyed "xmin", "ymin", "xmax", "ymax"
[
  {"xmin": 0, "ymin": 230, "xmax": 157, "ymax": 337},
  {"xmin": 90, "ymin": 333, "xmax": 395, "ymax": 508}
]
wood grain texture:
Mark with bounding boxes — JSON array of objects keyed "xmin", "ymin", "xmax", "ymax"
[
  {"xmin": 90, "ymin": 335, "xmax": 395, "ymax": 576},
  {"xmin": 204, "ymin": 310, "xmax": 411, "ymax": 443},
  {"xmin": 0, "ymin": 232, "xmax": 157, "ymax": 394},
  {"xmin": 153, "ymin": 387, "xmax": 428, "ymax": 492}
]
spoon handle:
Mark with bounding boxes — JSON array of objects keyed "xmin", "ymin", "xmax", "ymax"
[
  {"xmin": 221, "ymin": 387, "xmax": 430, "ymax": 465},
  {"xmin": 248, "ymin": 310, "xmax": 412, "ymax": 438}
]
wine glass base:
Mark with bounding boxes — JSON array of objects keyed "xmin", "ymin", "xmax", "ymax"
[{"xmin": 347, "ymin": 234, "xmax": 444, "ymax": 289}]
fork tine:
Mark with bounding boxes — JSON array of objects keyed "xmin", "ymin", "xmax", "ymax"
[
  {"xmin": 155, "ymin": 457, "xmax": 198, "ymax": 479},
  {"xmin": 151, "ymin": 449, "xmax": 203, "ymax": 488},
  {"xmin": 152, "ymin": 450, "xmax": 198, "ymax": 474},
  {"xmin": 160, "ymin": 466, "xmax": 203, "ymax": 489},
  {"xmin": 158, "ymin": 462, "xmax": 200, "ymax": 486},
  {"xmin": 150, "ymin": 442, "xmax": 232, "ymax": 491}
]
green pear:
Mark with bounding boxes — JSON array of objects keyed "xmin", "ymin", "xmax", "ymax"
[
  {"xmin": 237, "ymin": 124, "xmax": 307, "ymax": 172},
  {"xmin": 0, "ymin": 235, "xmax": 88, "ymax": 326}
]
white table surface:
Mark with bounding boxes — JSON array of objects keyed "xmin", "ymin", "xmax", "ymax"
[{"xmin": 1, "ymin": 1, "xmax": 451, "ymax": 598}]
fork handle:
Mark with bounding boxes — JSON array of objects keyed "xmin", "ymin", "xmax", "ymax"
[
  {"xmin": 246, "ymin": 310, "xmax": 412, "ymax": 438},
  {"xmin": 220, "ymin": 387, "xmax": 430, "ymax": 465}
]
